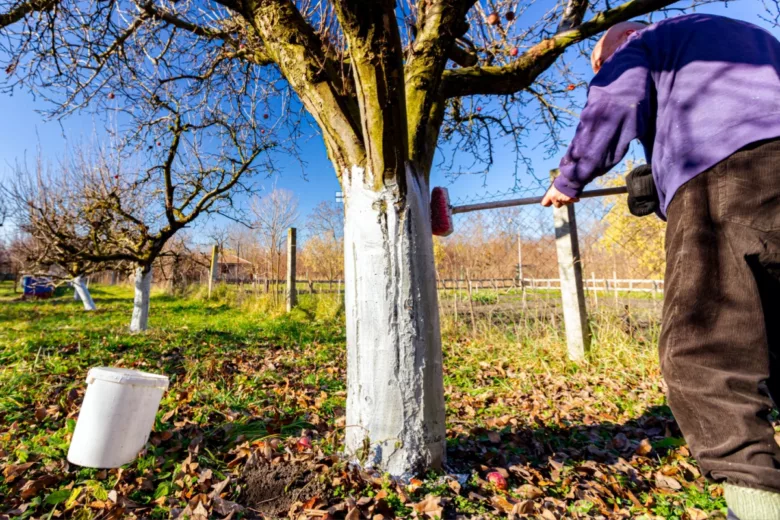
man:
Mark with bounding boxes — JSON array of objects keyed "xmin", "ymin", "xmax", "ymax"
[{"xmin": 541, "ymin": 14, "xmax": 780, "ymax": 520}]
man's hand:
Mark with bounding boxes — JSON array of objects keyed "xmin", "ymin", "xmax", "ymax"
[{"xmin": 541, "ymin": 185, "xmax": 580, "ymax": 208}]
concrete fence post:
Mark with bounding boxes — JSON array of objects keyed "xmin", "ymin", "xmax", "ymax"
[
  {"xmin": 550, "ymin": 169, "xmax": 591, "ymax": 361},
  {"xmin": 286, "ymin": 228, "xmax": 297, "ymax": 312},
  {"xmin": 208, "ymin": 245, "xmax": 218, "ymax": 299}
]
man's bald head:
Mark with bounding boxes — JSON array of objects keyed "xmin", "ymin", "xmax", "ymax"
[{"xmin": 591, "ymin": 21, "xmax": 648, "ymax": 73}]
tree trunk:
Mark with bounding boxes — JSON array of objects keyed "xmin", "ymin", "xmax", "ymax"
[
  {"xmin": 343, "ymin": 165, "xmax": 446, "ymax": 478},
  {"xmin": 130, "ymin": 266, "xmax": 152, "ymax": 332},
  {"xmin": 72, "ymin": 275, "xmax": 96, "ymax": 311}
]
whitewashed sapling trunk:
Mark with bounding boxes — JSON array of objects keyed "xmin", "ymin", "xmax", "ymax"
[
  {"xmin": 130, "ymin": 266, "xmax": 152, "ymax": 332},
  {"xmin": 72, "ymin": 276, "xmax": 96, "ymax": 311},
  {"xmin": 343, "ymin": 165, "xmax": 446, "ymax": 478}
]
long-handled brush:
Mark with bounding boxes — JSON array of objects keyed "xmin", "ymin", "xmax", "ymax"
[{"xmin": 430, "ymin": 185, "xmax": 628, "ymax": 237}]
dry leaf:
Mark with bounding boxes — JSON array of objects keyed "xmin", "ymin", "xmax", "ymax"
[
  {"xmin": 654, "ymin": 471, "xmax": 682, "ymax": 491},
  {"xmin": 515, "ymin": 484, "xmax": 544, "ymax": 500},
  {"xmin": 635, "ymin": 438, "xmax": 653, "ymax": 456}
]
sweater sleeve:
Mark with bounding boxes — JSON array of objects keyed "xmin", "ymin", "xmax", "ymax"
[{"xmin": 554, "ymin": 37, "xmax": 653, "ymax": 197}]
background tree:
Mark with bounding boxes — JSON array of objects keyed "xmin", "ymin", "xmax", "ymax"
[
  {"xmin": 1, "ymin": 0, "xmax": 722, "ymax": 476},
  {"xmin": 3, "ymin": 154, "xmax": 122, "ymax": 310},
  {"xmin": 250, "ymin": 187, "xmax": 299, "ymax": 301},
  {"xmin": 302, "ymin": 201, "xmax": 343, "ymax": 282},
  {"xmin": 596, "ymin": 165, "xmax": 666, "ymax": 279}
]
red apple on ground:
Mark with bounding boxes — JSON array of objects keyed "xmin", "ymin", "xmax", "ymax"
[
  {"xmin": 486, "ymin": 471, "xmax": 508, "ymax": 490},
  {"xmin": 297, "ymin": 436, "xmax": 312, "ymax": 450}
]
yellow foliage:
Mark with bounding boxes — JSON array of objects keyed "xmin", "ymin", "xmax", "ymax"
[{"xmin": 597, "ymin": 165, "xmax": 666, "ymax": 278}]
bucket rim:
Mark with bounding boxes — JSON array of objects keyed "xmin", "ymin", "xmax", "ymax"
[{"xmin": 86, "ymin": 367, "xmax": 169, "ymax": 389}]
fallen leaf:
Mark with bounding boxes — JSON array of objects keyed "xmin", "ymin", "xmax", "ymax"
[
  {"xmin": 515, "ymin": 484, "xmax": 544, "ymax": 500},
  {"xmin": 20, "ymin": 475, "xmax": 58, "ymax": 499},
  {"xmin": 3, "ymin": 462, "xmax": 35, "ymax": 483},
  {"xmin": 635, "ymin": 438, "xmax": 653, "ymax": 456},
  {"xmin": 654, "ymin": 471, "xmax": 682, "ymax": 491},
  {"xmin": 686, "ymin": 507, "xmax": 708, "ymax": 520},
  {"xmin": 213, "ymin": 496, "xmax": 244, "ymax": 516},
  {"xmin": 413, "ymin": 496, "xmax": 443, "ymax": 519}
]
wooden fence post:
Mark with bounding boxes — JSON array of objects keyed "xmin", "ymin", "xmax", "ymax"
[
  {"xmin": 550, "ymin": 170, "xmax": 590, "ymax": 361},
  {"xmin": 208, "ymin": 245, "xmax": 218, "ymax": 299},
  {"xmin": 613, "ymin": 270, "xmax": 619, "ymax": 306},
  {"xmin": 286, "ymin": 228, "xmax": 297, "ymax": 312}
]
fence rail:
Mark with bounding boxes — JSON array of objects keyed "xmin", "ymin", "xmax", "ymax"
[{"xmin": 436, "ymin": 277, "xmax": 663, "ymax": 293}]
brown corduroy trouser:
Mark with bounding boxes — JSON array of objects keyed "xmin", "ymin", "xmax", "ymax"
[{"xmin": 661, "ymin": 138, "xmax": 780, "ymax": 493}]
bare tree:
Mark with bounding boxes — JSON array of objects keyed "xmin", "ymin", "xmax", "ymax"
[
  {"xmin": 0, "ymin": 0, "xmax": 727, "ymax": 476},
  {"xmin": 250, "ymin": 188, "xmax": 299, "ymax": 301},
  {"xmin": 6, "ymin": 121, "xmax": 268, "ymax": 327},
  {"xmin": 3, "ymin": 158, "xmax": 125, "ymax": 310},
  {"xmin": 303, "ymin": 201, "xmax": 343, "ymax": 282}
]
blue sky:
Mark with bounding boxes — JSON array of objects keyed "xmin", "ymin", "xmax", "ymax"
[{"xmin": 0, "ymin": 0, "xmax": 772, "ymax": 240}]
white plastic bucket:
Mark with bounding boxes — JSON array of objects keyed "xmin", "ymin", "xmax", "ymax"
[{"xmin": 67, "ymin": 367, "xmax": 169, "ymax": 468}]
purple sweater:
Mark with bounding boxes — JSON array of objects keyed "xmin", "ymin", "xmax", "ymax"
[{"xmin": 555, "ymin": 14, "xmax": 780, "ymax": 216}]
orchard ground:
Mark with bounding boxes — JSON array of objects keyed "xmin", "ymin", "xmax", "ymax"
[{"xmin": 0, "ymin": 281, "xmax": 754, "ymax": 519}]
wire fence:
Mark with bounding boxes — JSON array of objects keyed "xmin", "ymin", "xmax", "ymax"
[{"xmin": 435, "ymin": 176, "xmax": 666, "ymax": 335}]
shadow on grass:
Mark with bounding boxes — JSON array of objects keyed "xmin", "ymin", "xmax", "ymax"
[{"xmin": 445, "ymin": 405, "xmax": 679, "ymax": 474}]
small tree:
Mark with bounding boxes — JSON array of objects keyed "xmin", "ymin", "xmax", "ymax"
[
  {"xmin": 91, "ymin": 114, "xmax": 268, "ymax": 332},
  {"xmin": 4, "ymin": 155, "xmax": 121, "ymax": 310}
]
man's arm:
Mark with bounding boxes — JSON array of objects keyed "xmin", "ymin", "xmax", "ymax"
[{"xmin": 544, "ymin": 37, "xmax": 653, "ymax": 206}]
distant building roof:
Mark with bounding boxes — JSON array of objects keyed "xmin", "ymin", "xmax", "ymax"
[{"xmin": 219, "ymin": 253, "xmax": 253, "ymax": 266}]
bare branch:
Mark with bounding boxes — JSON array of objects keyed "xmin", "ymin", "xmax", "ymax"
[
  {"xmin": 0, "ymin": 0, "xmax": 57, "ymax": 29},
  {"xmin": 441, "ymin": 0, "xmax": 679, "ymax": 98},
  {"xmin": 557, "ymin": 0, "xmax": 590, "ymax": 33}
]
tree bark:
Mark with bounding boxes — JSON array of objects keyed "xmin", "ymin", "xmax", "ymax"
[
  {"xmin": 343, "ymin": 164, "xmax": 446, "ymax": 478},
  {"xmin": 72, "ymin": 275, "xmax": 97, "ymax": 311},
  {"xmin": 130, "ymin": 266, "xmax": 152, "ymax": 332}
]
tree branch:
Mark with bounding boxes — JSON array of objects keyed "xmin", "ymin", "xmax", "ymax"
[
  {"xmin": 137, "ymin": 1, "xmax": 274, "ymax": 66},
  {"xmin": 248, "ymin": 0, "xmax": 364, "ymax": 172},
  {"xmin": 405, "ymin": 0, "xmax": 476, "ymax": 176},
  {"xmin": 0, "ymin": 0, "xmax": 57, "ymax": 29},
  {"xmin": 441, "ymin": 0, "xmax": 678, "ymax": 98},
  {"xmin": 333, "ymin": 0, "xmax": 409, "ymax": 189},
  {"xmin": 557, "ymin": 0, "xmax": 590, "ymax": 33}
]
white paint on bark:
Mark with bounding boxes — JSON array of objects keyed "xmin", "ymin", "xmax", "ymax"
[
  {"xmin": 343, "ymin": 164, "xmax": 446, "ymax": 478},
  {"xmin": 72, "ymin": 276, "xmax": 97, "ymax": 311},
  {"xmin": 130, "ymin": 267, "xmax": 152, "ymax": 332}
]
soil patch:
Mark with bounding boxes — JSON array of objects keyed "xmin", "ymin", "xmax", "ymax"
[{"xmin": 242, "ymin": 456, "xmax": 330, "ymax": 517}]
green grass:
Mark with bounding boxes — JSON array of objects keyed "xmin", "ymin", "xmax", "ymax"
[{"xmin": 0, "ymin": 281, "xmax": 728, "ymax": 519}]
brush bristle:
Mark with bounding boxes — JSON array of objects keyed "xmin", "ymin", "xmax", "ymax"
[{"xmin": 431, "ymin": 187, "xmax": 454, "ymax": 237}]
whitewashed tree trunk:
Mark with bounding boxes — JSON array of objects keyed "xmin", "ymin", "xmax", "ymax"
[
  {"xmin": 343, "ymin": 165, "xmax": 446, "ymax": 478},
  {"xmin": 72, "ymin": 276, "xmax": 96, "ymax": 311},
  {"xmin": 130, "ymin": 266, "xmax": 152, "ymax": 332}
]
